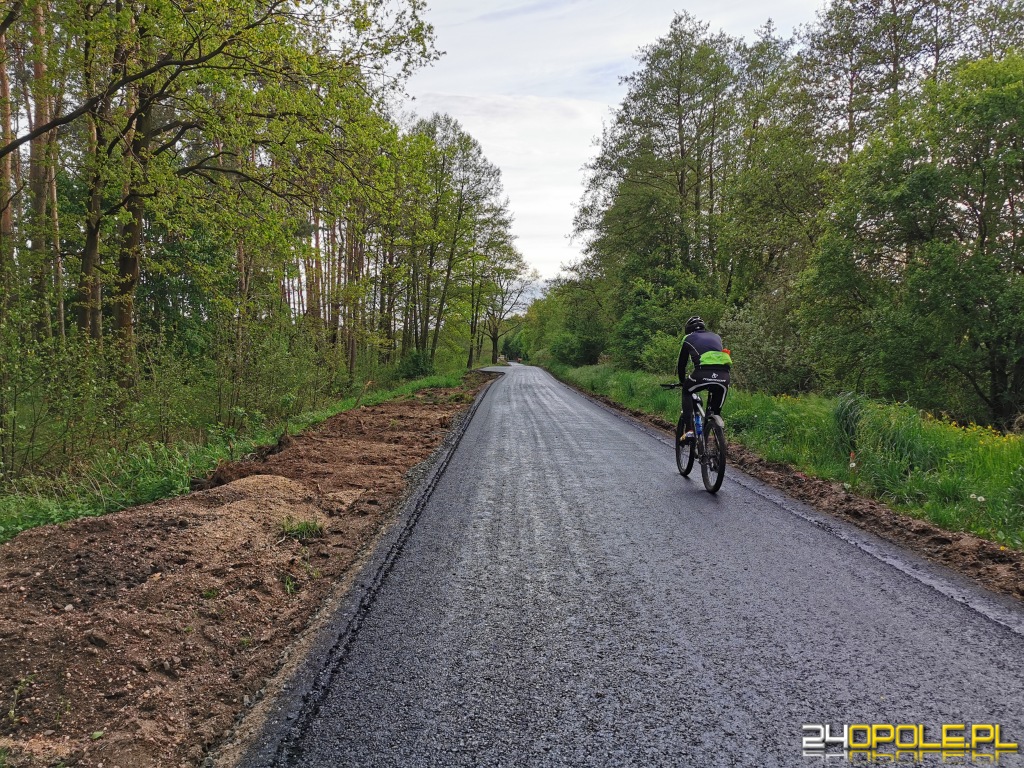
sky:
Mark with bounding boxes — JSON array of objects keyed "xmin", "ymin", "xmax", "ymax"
[{"xmin": 403, "ymin": 0, "xmax": 827, "ymax": 281}]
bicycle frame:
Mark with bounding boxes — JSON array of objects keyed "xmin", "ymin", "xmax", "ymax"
[
  {"xmin": 663, "ymin": 381, "xmax": 727, "ymax": 493},
  {"xmin": 688, "ymin": 393, "xmax": 709, "ymax": 456},
  {"xmin": 691, "ymin": 391, "xmax": 725, "ymax": 433}
]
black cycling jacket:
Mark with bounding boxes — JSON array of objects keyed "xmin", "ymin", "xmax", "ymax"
[{"xmin": 677, "ymin": 329, "xmax": 727, "ymax": 382}]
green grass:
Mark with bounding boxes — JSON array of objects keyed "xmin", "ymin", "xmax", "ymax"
[
  {"xmin": 280, "ymin": 516, "xmax": 325, "ymax": 541},
  {"xmin": 0, "ymin": 373, "xmax": 463, "ymax": 544},
  {"xmin": 550, "ymin": 363, "xmax": 1024, "ymax": 549}
]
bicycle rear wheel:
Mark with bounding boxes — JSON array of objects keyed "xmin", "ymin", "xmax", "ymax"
[
  {"xmin": 675, "ymin": 415, "xmax": 695, "ymax": 476},
  {"xmin": 701, "ymin": 419, "xmax": 726, "ymax": 493}
]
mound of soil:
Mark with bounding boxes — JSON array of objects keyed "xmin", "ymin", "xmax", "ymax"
[{"xmin": 0, "ymin": 376, "xmax": 490, "ymax": 767}]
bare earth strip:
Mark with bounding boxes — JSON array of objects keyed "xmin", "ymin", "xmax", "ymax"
[{"xmin": 0, "ymin": 375, "xmax": 490, "ymax": 767}]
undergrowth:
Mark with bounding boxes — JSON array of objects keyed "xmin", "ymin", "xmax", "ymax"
[
  {"xmin": 548, "ymin": 363, "xmax": 1024, "ymax": 549},
  {"xmin": 0, "ymin": 374, "xmax": 462, "ymax": 544}
]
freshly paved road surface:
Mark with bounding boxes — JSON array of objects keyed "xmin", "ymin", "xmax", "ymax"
[{"xmin": 245, "ymin": 364, "xmax": 1024, "ymax": 767}]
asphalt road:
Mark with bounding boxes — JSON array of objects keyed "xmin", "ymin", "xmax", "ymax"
[{"xmin": 241, "ymin": 364, "xmax": 1024, "ymax": 767}]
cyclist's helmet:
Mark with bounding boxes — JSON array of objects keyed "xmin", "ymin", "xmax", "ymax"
[{"xmin": 685, "ymin": 316, "xmax": 706, "ymax": 334}]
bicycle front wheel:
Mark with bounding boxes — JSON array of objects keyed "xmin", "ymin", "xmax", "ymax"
[
  {"xmin": 701, "ymin": 419, "xmax": 726, "ymax": 493},
  {"xmin": 675, "ymin": 415, "xmax": 695, "ymax": 476}
]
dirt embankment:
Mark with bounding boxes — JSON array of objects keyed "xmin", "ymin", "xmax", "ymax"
[
  {"xmin": 0, "ymin": 375, "xmax": 490, "ymax": 768},
  {"xmin": 582, "ymin": 389, "xmax": 1024, "ymax": 602}
]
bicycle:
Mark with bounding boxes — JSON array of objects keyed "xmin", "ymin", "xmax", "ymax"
[{"xmin": 660, "ymin": 382, "xmax": 727, "ymax": 493}]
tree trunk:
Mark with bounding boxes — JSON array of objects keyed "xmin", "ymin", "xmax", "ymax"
[
  {"xmin": 346, "ymin": 219, "xmax": 357, "ymax": 382},
  {"xmin": 329, "ymin": 218, "xmax": 341, "ymax": 348},
  {"xmin": 430, "ymin": 258, "xmax": 453, "ymax": 363},
  {"xmin": 75, "ymin": 31, "xmax": 115, "ymax": 343},
  {"xmin": 466, "ymin": 271, "xmax": 477, "ymax": 369},
  {"xmin": 48, "ymin": 150, "xmax": 63, "ymax": 341},
  {"xmin": 379, "ymin": 239, "xmax": 396, "ymax": 364},
  {"xmin": 0, "ymin": 32, "xmax": 13, "ymax": 320},
  {"xmin": 78, "ymin": 164, "xmax": 104, "ymax": 341},
  {"xmin": 465, "ymin": 329, "xmax": 475, "ymax": 368},
  {"xmin": 0, "ymin": 31, "xmax": 11, "ymax": 479},
  {"xmin": 430, "ymin": 200, "xmax": 466, "ymax": 361},
  {"xmin": 113, "ymin": 86, "xmax": 154, "ymax": 357},
  {"xmin": 346, "ymin": 212, "xmax": 365, "ymax": 384},
  {"xmin": 28, "ymin": 1, "xmax": 51, "ymax": 337},
  {"xmin": 419, "ymin": 243, "xmax": 434, "ymax": 354}
]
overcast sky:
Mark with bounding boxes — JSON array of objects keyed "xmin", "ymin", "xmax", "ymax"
[{"xmin": 403, "ymin": 0, "xmax": 826, "ymax": 280}]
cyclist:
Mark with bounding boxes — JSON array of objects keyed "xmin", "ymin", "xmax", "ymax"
[{"xmin": 677, "ymin": 316, "xmax": 732, "ymax": 441}]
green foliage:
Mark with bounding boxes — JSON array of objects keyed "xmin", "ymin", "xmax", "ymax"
[
  {"xmin": 8, "ymin": 678, "xmax": 32, "ymax": 726},
  {"xmin": 725, "ymin": 392, "xmax": 852, "ymax": 479},
  {"xmin": 801, "ymin": 53, "xmax": 1024, "ymax": 428},
  {"xmin": 281, "ymin": 574, "xmax": 298, "ymax": 596},
  {"xmin": 856, "ymin": 405, "xmax": 950, "ymax": 498},
  {"xmin": 523, "ymin": 4, "xmax": 1024, "ymax": 435},
  {"xmin": 501, "ymin": 331, "xmax": 526, "ymax": 361},
  {"xmin": 0, "ymin": 0, "xmax": 531, "ymax": 517},
  {"xmin": 5, "ymin": 1, "xmax": 1024, "ymax": 542},
  {"xmin": 545, "ymin": 277, "xmax": 613, "ymax": 365},
  {"xmin": 833, "ymin": 392, "xmax": 867, "ymax": 455},
  {"xmin": 546, "ymin": 331, "xmax": 599, "ymax": 367},
  {"xmin": 610, "ymin": 277, "xmax": 711, "ymax": 368},
  {"xmin": 639, "ymin": 332, "xmax": 682, "ymax": 375},
  {"xmin": 720, "ymin": 291, "xmax": 815, "ymax": 394},
  {"xmin": 397, "ymin": 351, "xmax": 435, "ymax": 380}
]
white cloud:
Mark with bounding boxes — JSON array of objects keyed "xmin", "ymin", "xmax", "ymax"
[{"xmin": 407, "ymin": 0, "xmax": 826, "ymax": 279}]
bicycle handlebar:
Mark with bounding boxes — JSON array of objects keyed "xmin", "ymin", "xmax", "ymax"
[{"xmin": 660, "ymin": 383, "xmax": 683, "ymax": 389}]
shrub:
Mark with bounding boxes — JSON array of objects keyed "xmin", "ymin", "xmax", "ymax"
[
  {"xmin": 639, "ymin": 332, "xmax": 682, "ymax": 375},
  {"xmin": 396, "ymin": 351, "xmax": 434, "ymax": 379},
  {"xmin": 550, "ymin": 331, "xmax": 603, "ymax": 367}
]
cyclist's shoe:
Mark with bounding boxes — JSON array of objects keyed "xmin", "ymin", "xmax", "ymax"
[{"xmin": 680, "ymin": 430, "xmax": 695, "ymax": 442}]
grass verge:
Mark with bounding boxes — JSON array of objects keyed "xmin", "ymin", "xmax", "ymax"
[
  {"xmin": 0, "ymin": 374, "xmax": 462, "ymax": 544},
  {"xmin": 547, "ymin": 362, "xmax": 1024, "ymax": 549}
]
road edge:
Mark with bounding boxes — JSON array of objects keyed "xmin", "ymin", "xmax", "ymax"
[
  {"xmin": 224, "ymin": 371, "xmax": 504, "ymax": 768},
  {"xmin": 539, "ymin": 366, "xmax": 1024, "ymax": 638}
]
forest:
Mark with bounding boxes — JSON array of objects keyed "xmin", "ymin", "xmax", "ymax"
[
  {"xmin": 521, "ymin": 0, "xmax": 1024, "ymax": 431},
  {"xmin": 0, "ymin": 0, "xmax": 533, "ymax": 483}
]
